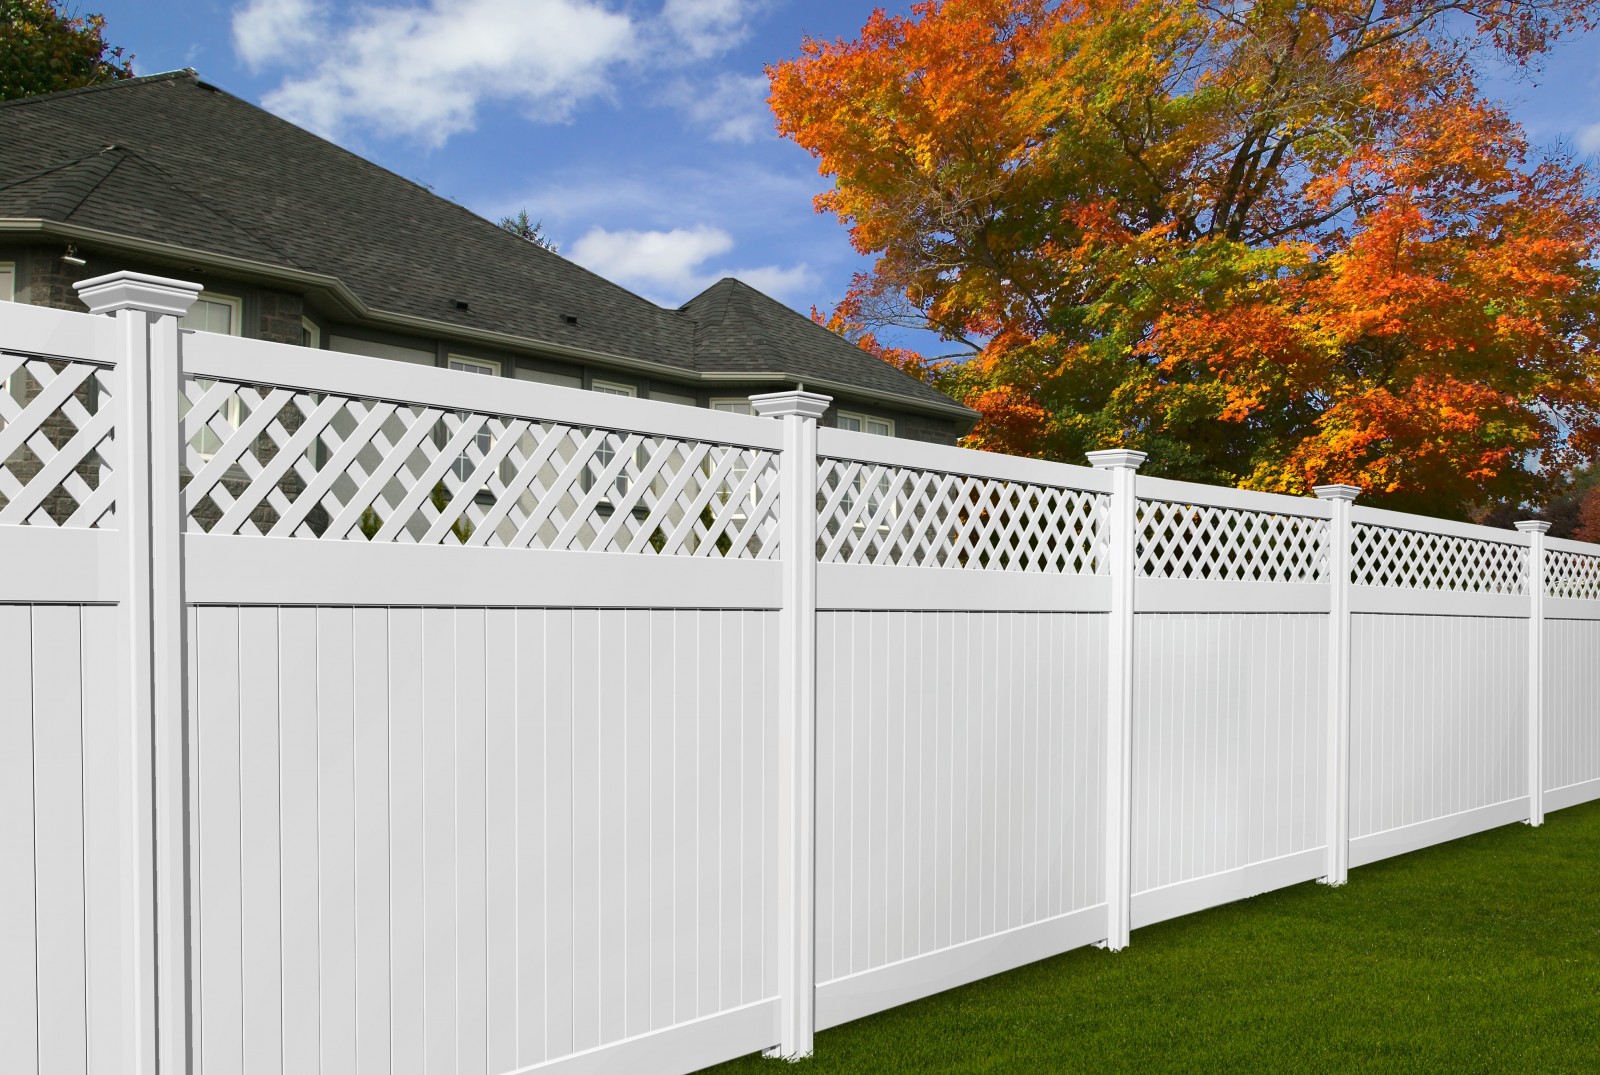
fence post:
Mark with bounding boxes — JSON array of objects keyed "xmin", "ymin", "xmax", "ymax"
[
  {"xmin": 751, "ymin": 389, "xmax": 831, "ymax": 1058},
  {"xmin": 1515, "ymin": 520, "xmax": 1550, "ymax": 827},
  {"xmin": 1314, "ymin": 484, "xmax": 1360, "ymax": 886},
  {"xmin": 1086, "ymin": 449, "xmax": 1145, "ymax": 951},
  {"xmin": 75, "ymin": 271, "xmax": 201, "ymax": 1075}
]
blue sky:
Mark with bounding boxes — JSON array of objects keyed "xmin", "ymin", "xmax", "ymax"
[{"xmin": 93, "ymin": 0, "xmax": 1600, "ymax": 352}]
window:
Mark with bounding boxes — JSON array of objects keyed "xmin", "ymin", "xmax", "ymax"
[
  {"xmin": 516, "ymin": 366, "xmax": 581, "ymax": 389},
  {"xmin": 179, "ymin": 292, "xmax": 244, "ymax": 459},
  {"xmin": 179, "ymin": 292, "xmax": 242, "ymax": 337},
  {"xmin": 447, "ymin": 356, "xmax": 499, "ymax": 482},
  {"xmin": 590, "ymin": 381, "xmax": 638, "ymax": 498},
  {"xmin": 329, "ymin": 335, "xmax": 435, "ymax": 365},
  {"xmin": 836, "ymin": 410, "xmax": 893, "ymax": 437},
  {"xmin": 709, "ymin": 400, "xmax": 757, "ymax": 514},
  {"xmin": 301, "ymin": 317, "xmax": 321, "ymax": 348},
  {"xmin": 0, "ymin": 263, "xmax": 13, "ymax": 412},
  {"xmin": 836, "ymin": 409, "xmax": 897, "ymax": 526}
]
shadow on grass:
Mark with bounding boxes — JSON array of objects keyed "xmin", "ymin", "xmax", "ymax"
[{"xmin": 703, "ymin": 799, "xmax": 1600, "ymax": 1074}]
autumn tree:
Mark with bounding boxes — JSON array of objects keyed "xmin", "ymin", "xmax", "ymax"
[
  {"xmin": 770, "ymin": 0, "xmax": 1600, "ymax": 518},
  {"xmin": 1, "ymin": 0, "xmax": 132, "ymax": 102}
]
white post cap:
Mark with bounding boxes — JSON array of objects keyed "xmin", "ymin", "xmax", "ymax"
[
  {"xmin": 1514, "ymin": 520, "xmax": 1552, "ymax": 534},
  {"xmin": 1085, "ymin": 448, "xmax": 1147, "ymax": 471},
  {"xmin": 749, "ymin": 390, "xmax": 831, "ymax": 420},
  {"xmin": 1313, "ymin": 484, "xmax": 1361, "ymax": 502},
  {"xmin": 75, "ymin": 270, "xmax": 203, "ymax": 318}
]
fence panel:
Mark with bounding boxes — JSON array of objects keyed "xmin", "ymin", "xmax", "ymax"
[
  {"xmin": 1, "ymin": 306, "xmax": 134, "ymax": 1075},
  {"xmin": 1129, "ymin": 479, "xmax": 1332, "ymax": 925},
  {"xmin": 1132, "ymin": 612, "xmax": 1327, "ymax": 922},
  {"xmin": 1348, "ymin": 511, "xmax": 1531, "ymax": 866},
  {"xmin": 1544, "ymin": 539, "xmax": 1600, "ymax": 810},
  {"xmin": 815, "ymin": 610, "xmax": 1106, "ymax": 1028}
]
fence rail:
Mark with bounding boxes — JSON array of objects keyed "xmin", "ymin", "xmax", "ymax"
[{"xmin": 2, "ymin": 275, "xmax": 1597, "ymax": 1075}]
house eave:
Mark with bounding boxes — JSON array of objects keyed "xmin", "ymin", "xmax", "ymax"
[{"xmin": 0, "ymin": 218, "xmax": 980, "ymax": 424}]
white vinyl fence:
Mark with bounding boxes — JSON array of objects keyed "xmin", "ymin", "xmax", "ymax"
[{"xmin": 2, "ymin": 273, "xmax": 1597, "ymax": 1075}]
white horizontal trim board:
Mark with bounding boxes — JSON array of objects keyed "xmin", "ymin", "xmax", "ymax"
[
  {"xmin": 1135, "ymin": 579, "xmax": 1327, "ymax": 613},
  {"xmin": 1349, "ymin": 798, "xmax": 1529, "ymax": 868},
  {"xmin": 1545, "ymin": 598, "xmax": 1600, "ymax": 621},
  {"xmin": 1136, "ymin": 475, "xmax": 1332, "ymax": 518},
  {"xmin": 0, "ymin": 526, "xmax": 122, "ymax": 603},
  {"xmin": 0, "ymin": 298, "xmax": 113, "ymax": 365},
  {"xmin": 1350, "ymin": 587, "xmax": 1529, "ymax": 618},
  {"xmin": 816, "ymin": 426, "xmax": 1110, "ymax": 491},
  {"xmin": 1546, "ymin": 779, "xmax": 1600, "ymax": 812},
  {"xmin": 816, "ymin": 905, "xmax": 1107, "ymax": 1031},
  {"xmin": 1351, "ymin": 504, "xmax": 1526, "ymax": 545},
  {"xmin": 817, "ymin": 562, "xmax": 1109, "ymax": 611},
  {"xmin": 1546, "ymin": 535, "xmax": 1600, "ymax": 556},
  {"xmin": 513, "ymin": 998, "xmax": 779, "ymax": 1074},
  {"xmin": 184, "ymin": 534, "xmax": 781, "ymax": 608},
  {"xmin": 1131, "ymin": 848, "xmax": 1326, "ymax": 929},
  {"xmin": 181, "ymin": 330, "xmax": 785, "ymax": 450}
]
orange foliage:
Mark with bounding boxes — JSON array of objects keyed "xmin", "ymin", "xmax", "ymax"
[{"xmin": 771, "ymin": 0, "xmax": 1600, "ymax": 518}]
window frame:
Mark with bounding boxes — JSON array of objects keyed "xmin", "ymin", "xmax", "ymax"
[
  {"xmin": 836, "ymin": 409, "xmax": 894, "ymax": 438},
  {"xmin": 181, "ymin": 291, "xmax": 245, "ymax": 460},
  {"xmin": 710, "ymin": 398, "xmax": 755, "ymax": 415},
  {"xmin": 180, "ymin": 291, "xmax": 244, "ymax": 338},
  {"xmin": 301, "ymin": 316, "xmax": 321, "ymax": 349},
  {"xmin": 445, "ymin": 355, "xmax": 502, "ymax": 486},
  {"xmin": 591, "ymin": 379, "xmax": 637, "ymax": 398}
]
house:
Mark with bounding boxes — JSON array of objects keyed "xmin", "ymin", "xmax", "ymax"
[{"xmin": 0, "ymin": 69, "xmax": 977, "ymax": 442}]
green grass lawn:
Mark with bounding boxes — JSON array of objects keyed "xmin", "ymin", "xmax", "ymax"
[{"xmin": 706, "ymin": 799, "xmax": 1600, "ymax": 1074}]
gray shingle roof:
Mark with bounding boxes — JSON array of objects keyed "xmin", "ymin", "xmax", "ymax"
[{"xmin": 0, "ymin": 71, "xmax": 974, "ymax": 419}]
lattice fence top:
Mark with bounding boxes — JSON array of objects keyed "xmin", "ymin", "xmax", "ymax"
[
  {"xmin": 179, "ymin": 377, "xmax": 780, "ymax": 557},
  {"xmin": 1352, "ymin": 523, "xmax": 1526, "ymax": 593},
  {"xmin": 1136, "ymin": 498, "xmax": 1328, "ymax": 582},
  {"xmin": 815, "ymin": 457, "xmax": 1106, "ymax": 572},
  {"xmin": 1545, "ymin": 549, "xmax": 1600, "ymax": 600},
  {"xmin": 0, "ymin": 353, "xmax": 117, "ymax": 528}
]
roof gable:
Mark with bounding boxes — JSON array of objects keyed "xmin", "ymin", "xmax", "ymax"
[{"xmin": 0, "ymin": 71, "xmax": 974, "ymax": 419}]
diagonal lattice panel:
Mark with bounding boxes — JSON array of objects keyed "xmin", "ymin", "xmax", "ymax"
[
  {"xmin": 1352, "ymin": 523, "xmax": 1526, "ymax": 593},
  {"xmin": 1545, "ymin": 549, "xmax": 1600, "ymax": 600},
  {"xmin": 0, "ymin": 353, "xmax": 119, "ymax": 528},
  {"xmin": 178, "ymin": 375, "xmax": 781, "ymax": 556},
  {"xmin": 1136, "ymin": 499, "xmax": 1330, "ymax": 582},
  {"xmin": 815, "ymin": 457, "xmax": 1107, "ymax": 572}
]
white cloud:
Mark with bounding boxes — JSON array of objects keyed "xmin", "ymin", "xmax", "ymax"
[
  {"xmin": 729, "ymin": 262, "xmax": 818, "ymax": 301},
  {"xmin": 672, "ymin": 72, "xmax": 771, "ymax": 143},
  {"xmin": 568, "ymin": 225, "xmax": 732, "ymax": 299},
  {"xmin": 661, "ymin": 0, "xmax": 760, "ymax": 59},
  {"xmin": 567, "ymin": 224, "xmax": 815, "ymax": 306},
  {"xmin": 233, "ymin": 0, "xmax": 325, "ymax": 68},
  {"xmin": 245, "ymin": 0, "xmax": 637, "ymax": 147},
  {"xmin": 1578, "ymin": 123, "xmax": 1600, "ymax": 155}
]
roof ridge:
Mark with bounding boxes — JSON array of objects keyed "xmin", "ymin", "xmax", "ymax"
[
  {"xmin": 107, "ymin": 144, "xmax": 307, "ymax": 269},
  {"xmin": 0, "ymin": 146, "xmax": 117, "ymax": 192},
  {"xmin": 0, "ymin": 69, "xmax": 198, "ymax": 111}
]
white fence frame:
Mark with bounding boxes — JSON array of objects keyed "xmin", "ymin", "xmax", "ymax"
[{"xmin": 1, "ymin": 273, "xmax": 1596, "ymax": 1075}]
